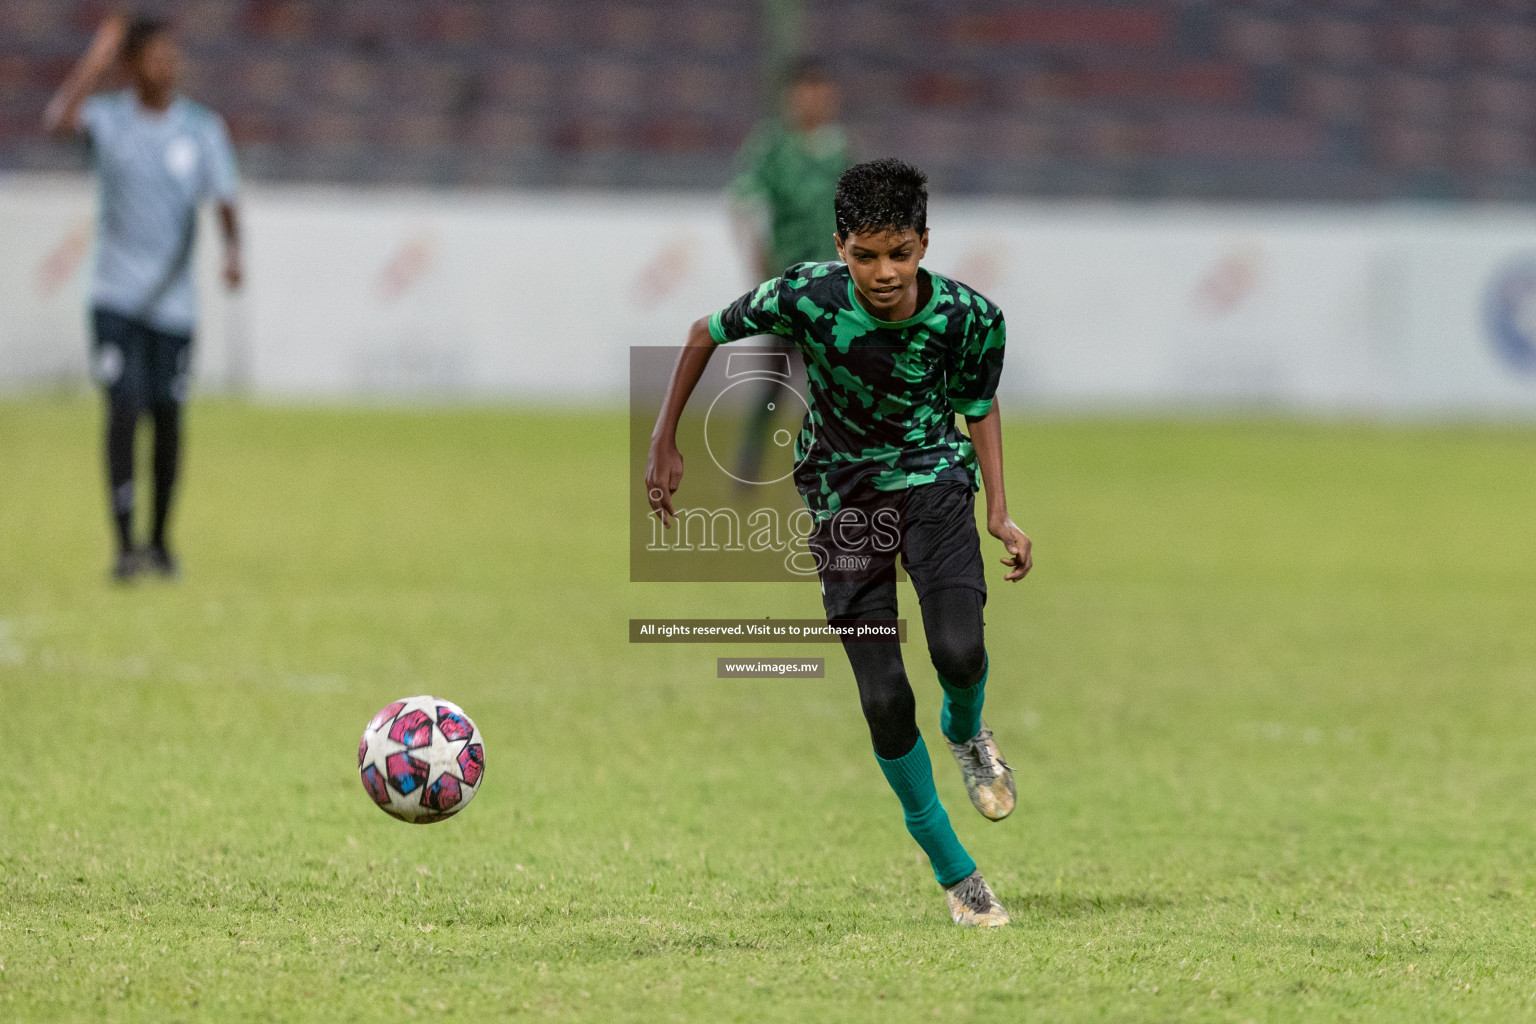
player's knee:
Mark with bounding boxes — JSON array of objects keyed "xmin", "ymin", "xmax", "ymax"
[{"xmin": 928, "ymin": 630, "xmax": 986, "ymax": 688}]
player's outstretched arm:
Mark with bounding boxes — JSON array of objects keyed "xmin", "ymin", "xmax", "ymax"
[
  {"xmin": 966, "ymin": 398, "xmax": 1033, "ymax": 582},
  {"xmin": 645, "ymin": 316, "xmax": 717, "ymax": 528},
  {"xmin": 219, "ymin": 203, "xmax": 243, "ymax": 290},
  {"xmin": 43, "ymin": 13, "xmax": 127, "ymax": 135}
]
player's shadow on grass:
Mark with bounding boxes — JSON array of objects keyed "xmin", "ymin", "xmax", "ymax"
[{"xmin": 1009, "ymin": 889, "xmax": 1174, "ymax": 920}]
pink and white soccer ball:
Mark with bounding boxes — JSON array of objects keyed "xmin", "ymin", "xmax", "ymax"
[{"xmin": 358, "ymin": 696, "xmax": 485, "ymax": 823}]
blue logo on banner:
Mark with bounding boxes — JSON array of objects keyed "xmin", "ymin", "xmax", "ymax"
[{"xmin": 1485, "ymin": 256, "xmax": 1536, "ymax": 374}]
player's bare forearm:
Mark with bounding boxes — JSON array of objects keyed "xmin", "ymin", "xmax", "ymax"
[
  {"xmin": 966, "ymin": 398, "xmax": 1033, "ymax": 581},
  {"xmin": 219, "ymin": 203, "xmax": 243, "ymax": 289},
  {"xmin": 644, "ymin": 317, "xmax": 717, "ymax": 527},
  {"xmin": 650, "ymin": 317, "xmax": 715, "ymax": 445},
  {"xmin": 966, "ymin": 401, "xmax": 1010, "ymax": 523},
  {"xmin": 44, "ymin": 14, "xmax": 126, "ymax": 135}
]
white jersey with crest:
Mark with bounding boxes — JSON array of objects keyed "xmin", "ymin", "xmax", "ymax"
[{"xmin": 80, "ymin": 90, "xmax": 239, "ymax": 335}]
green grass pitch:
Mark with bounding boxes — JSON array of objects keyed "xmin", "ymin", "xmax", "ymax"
[{"xmin": 2, "ymin": 397, "xmax": 1535, "ymax": 1022}]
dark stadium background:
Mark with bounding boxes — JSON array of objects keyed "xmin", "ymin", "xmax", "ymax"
[{"xmin": 4, "ymin": 0, "xmax": 1533, "ymax": 200}]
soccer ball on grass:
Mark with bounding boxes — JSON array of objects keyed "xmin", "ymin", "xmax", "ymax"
[{"xmin": 358, "ymin": 695, "xmax": 485, "ymax": 823}]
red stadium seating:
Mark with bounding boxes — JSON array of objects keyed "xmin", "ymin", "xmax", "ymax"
[{"xmin": 2, "ymin": 0, "xmax": 1533, "ymax": 198}]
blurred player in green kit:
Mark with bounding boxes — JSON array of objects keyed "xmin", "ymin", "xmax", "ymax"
[{"xmin": 727, "ymin": 60, "xmax": 851, "ymax": 483}]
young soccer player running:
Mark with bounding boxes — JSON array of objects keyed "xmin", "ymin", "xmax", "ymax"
[
  {"xmin": 45, "ymin": 14, "xmax": 243, "ymax": 582},
  {"xmin": 646, "ymin": 159, "xmax": 1032, "ymax": 926}
]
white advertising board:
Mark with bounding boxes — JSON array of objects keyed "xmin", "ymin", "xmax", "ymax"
[{"xmin": 3, "ymin": 174, "xmax": 1536, "ymax": 415}]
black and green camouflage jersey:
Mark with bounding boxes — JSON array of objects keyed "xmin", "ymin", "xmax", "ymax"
[{"xmin": 708, "ymin": 261, "xmax": 1006, "ymax": 518}]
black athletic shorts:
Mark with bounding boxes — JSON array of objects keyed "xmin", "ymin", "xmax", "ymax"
[
  {"xmin": 813, "ymin": 478, "xmax": 988, "ymax": 621},
  {"xmin": 92, "ymin": 308, "xmax": 193, "ymax": 408}
]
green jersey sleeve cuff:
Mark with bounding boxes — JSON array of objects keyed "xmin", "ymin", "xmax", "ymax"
[
  {"xmin": 707, "ymin": 311, "xmax": 730, "ymax": 344},
  {"xmin": 950, "ymin": 396, "xmax": 994, "ymax": 417}
]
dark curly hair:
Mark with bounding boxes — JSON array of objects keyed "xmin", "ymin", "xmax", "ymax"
[
  {"xmin": 788, "ymin": 56, "xmax": 831, "ymax": 87},
  {"xmin": 834, "ymin": 158, "xmax": 928, "ymax": 240},
  {"xmin": 122, "ymin": 17, "xmax": 171, "ymax": 63}
]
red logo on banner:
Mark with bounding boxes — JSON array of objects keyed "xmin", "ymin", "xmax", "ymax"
[
  {"xmin": 377, "ymin": 233, "xmax": 436, "ymax": 302},
  {"xmin": 632, "ymin": 238, "xmax": 693, "ymax": 309}
]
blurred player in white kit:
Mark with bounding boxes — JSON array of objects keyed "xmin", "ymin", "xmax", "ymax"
[{"xmin": 46, "ymin": 13, "xmax": 243, "ymax": 581}]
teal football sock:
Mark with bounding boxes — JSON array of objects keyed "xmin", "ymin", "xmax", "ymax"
[
  {"xmin": 875, "ymin": 735, "xmax": 976, "ymax": 887},
  {"xmin": 939, "ymin": 652, "xmax": 988, "ymax": 744}
]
